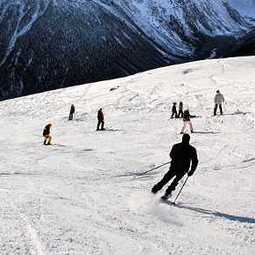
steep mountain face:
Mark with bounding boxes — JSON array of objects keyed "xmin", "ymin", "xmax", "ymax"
[{"xmin": 0, "ymin": 0, "xmax": 254, "ymax": 100}]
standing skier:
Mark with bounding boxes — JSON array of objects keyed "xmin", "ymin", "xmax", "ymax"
[
  {"xmin": 214, "ymin": 90, "xmax": 225, "ymax": 115},
  {"xmin": 97, "ymin": 108, "xmax": 105, "ymax": 131},
  {"xmin": 180, "ymin": 109, "xmax": 194, "ymax": 134},
  {"xmin": 151, "ymin": 134, "xmax": 198, "ymax": 200},
  {"xmin": 178, "ymin": 101, "xmax": 183, "ymax": 118},
  {"xmin": 43, "ymin": 123, "xmax": 52, "ymax": 145},
  {"xmin": 69, "ymin": 104, "xmax": 75, "ymax": 120},
  {"xmin": 171, "ymin": 102, "xmax": 178, "ymax": 119}
]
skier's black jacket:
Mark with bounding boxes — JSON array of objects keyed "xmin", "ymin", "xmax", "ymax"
[
  {"xmin": 170, "ymin": 141, "xmax": 198, "ymax": 175},
  {"xmin": 70, "ymin": 105, "xmax": 75, "ymax": 114},
  {"xmin": 97, "ymin": 109, "xmax": 104, "ymax": 121},
  {"xmin": 183, "ymin": 110, "xmax": 191, "ymax": 121},
  {"xmin": 43, "ymin": 124, "xmax": 51, "ymax": 136}
]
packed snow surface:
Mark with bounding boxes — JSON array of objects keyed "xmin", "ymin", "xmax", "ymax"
[
  {"xmin": 0, "ymin": 57, "xmax": 255, "ymax": 254},
  {"xmin": 1, "ymin": 0, "xmax": 255, "ymax": 99}
]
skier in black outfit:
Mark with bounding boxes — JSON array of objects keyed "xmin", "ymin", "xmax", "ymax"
[
  {"xmin": 151, "ymin": 134, "xmax": 198, "ymax": 200},
  {"xmin": 43, "ymin": 123, "xmax": 52, "ymax": 145},
  {"xmin": 69, "ymin": 104, "xmax": 75, "ymax": 120},
  {"xmin": 171, "ymin": 102, "xmax": 178, "ymax": 118},
  {"xmin": 97, "ymin": 108, "xmax": 105, "ymax": 131},
  {"xmin": 178, "ymin": 102, "xmax": 183, "ymax": 118}
]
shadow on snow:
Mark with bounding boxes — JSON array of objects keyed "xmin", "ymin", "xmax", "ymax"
[
  {"xmin": 114, "ymin": 171, "xmax": 160, "ymax": 179},
  {"xmin": 223, "ymin": 111, "xmax": 251, "ymax": 116},
  {"xmin": 192, "ymin": 131, "xmax": 220, "ymax": 134},
  {"xmin": 174, "ymin": 202, "xmax": 255, "ymax": 224}
]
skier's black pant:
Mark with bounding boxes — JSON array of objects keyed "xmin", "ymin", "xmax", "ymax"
[
  {"xmin": 178, "ymin": 111, "xmax": 183, "ymax": 118},
  {"xmin": 152, "ymin": 169, "xmax": 186, "ymax": 195},
  {"xmin": 214, "ymin": 104, "xmax": 223, "ymax": 115},
  {"xmin": 171, "ymin": 111, "xmax": 178, "ymax": 118},
  {"xmin": 69, "ymin": 113, "xmax": 74, "ymax": 120},
  {"xmin": 97, "ymin": 120, "xmax": 104, "ymax": 130}
]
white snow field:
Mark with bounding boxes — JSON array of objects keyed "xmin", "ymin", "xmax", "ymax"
[{"xmin": 0, "ymin": 57, "xmax": 255, "ymax": 255}]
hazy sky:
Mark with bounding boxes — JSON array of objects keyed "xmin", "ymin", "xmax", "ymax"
[{"xmin": 229, "ymin": 0, "xmax": 255, "ymax": 17}]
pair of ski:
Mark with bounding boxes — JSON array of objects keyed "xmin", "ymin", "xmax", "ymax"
[
  {"xmin": 159, "ymin": 175, "xmax": 189, "ymax": 206},
  {"xmin": 96, "ymin": 128, "xmax": 121, "ymax": 132},
  {"xmin": 160, "ymin": 198, "xmax": 178, "ymax": 206},
  {"xmin": 160, "ymin": 199, "xmax": 189, "ymax": 210}
]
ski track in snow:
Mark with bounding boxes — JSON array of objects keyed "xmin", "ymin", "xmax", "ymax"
[{"xmin": 0, "ymin": 57, "xmax": 255, "ymax": 254}]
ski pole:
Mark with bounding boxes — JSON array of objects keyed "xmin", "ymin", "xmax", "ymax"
[
  {"xmin": 139, "ymin": 161, "xmax": 170, "ymax": 175},
  {"xmin": 173, "ymin": 175, "xmax": 189, "ymax": 204}
]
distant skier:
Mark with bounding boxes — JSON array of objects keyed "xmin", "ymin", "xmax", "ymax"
[
  {"xmin": 214, "ymin": 90, "xmax": 225, "ymax": 115},
  {"xmin": 151, "ymin": 134, "xmax": 198, "ymax": 200},
  {"xmin": 97, "ymin": 108, "xmax": 105, "ymax": 131},
  {"xmin": 69, "ymin": 104, "xmax": 75, "ymax": 120},
  {"xmin": 180, "ymin": 109, "xmax": 194, "ymax": 134},
  {"xmin": 43, "ymin": 123, "xmax": 52, "ymax": 145},
  {"xmin": 178, "ymin": 101, "xmax": 183, "ymax": 118},
  {"xmin": 171, "ymin": 102, "xmax": 178, "ymax": 119}
]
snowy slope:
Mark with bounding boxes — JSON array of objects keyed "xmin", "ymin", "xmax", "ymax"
[
  {"xmin": 0, "ymin": 56, "xmax": 255, "ymax": 254},
  {"xmin": 0, "ymin": 0, "xmax": 255, "ymax": 99}
]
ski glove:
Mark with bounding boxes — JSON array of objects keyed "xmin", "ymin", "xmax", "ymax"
[{"xmin": 188, "ymin": 170, "xmax": 194, "ymax": 177}]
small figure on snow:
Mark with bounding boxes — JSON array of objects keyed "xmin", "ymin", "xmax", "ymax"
[
  {"xmin": 171, "ymin": 102, "xmax": 178, "ymax": 119},
  {"xmin": 97, "ymin": 108, "xmax": 105, "ymax": 131},
  {"xmin": 180, "ymin": 109, "xmax": 194, "ymax": 134},
  {"xmin": 43, "ymin": 123, "xmax": 52, "ymax": 145},
  {"xmin": 69, "ymin": 104, "xmax": 75, "ymax": 120},
  {"xmin": 214, "ymin": 90, "xmax": 225, "ymax": 116},
  {"xmin": 178, "ymin": 101, "xmax": 183, "ymax": 118},
  {"xmin": 151, "ymin": 134, "xmax": 198, "ymax": 201}
]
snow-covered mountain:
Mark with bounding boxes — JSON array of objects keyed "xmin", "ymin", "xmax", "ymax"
[
  {"xmin": 0, "ymin": 56, "xmax": 254, "ymax": 254},
  {"xmin": 0, "ymin": 0, "xmax": 255, "ymax": 99}
]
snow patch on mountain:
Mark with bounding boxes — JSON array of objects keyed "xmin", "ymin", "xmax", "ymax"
[
  {"xmin": 97, "ymin": 0, "xmax": 255, "ymax": 53},
  {"xmin": 0, "ymin": 0, "xmax": 51, "ymax": 66}
]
